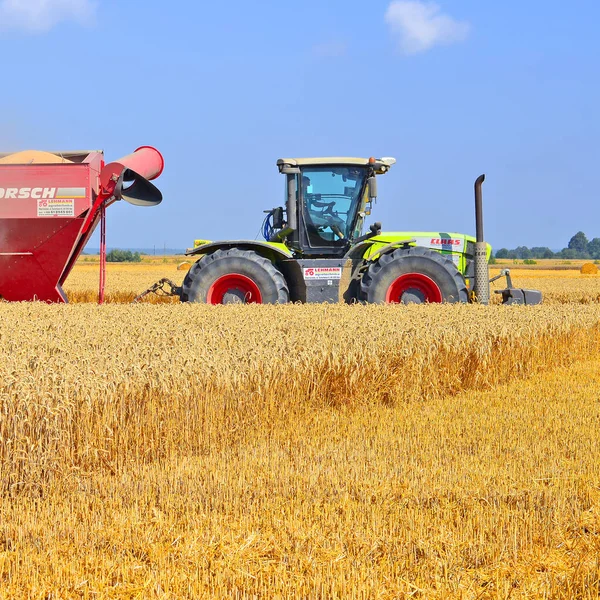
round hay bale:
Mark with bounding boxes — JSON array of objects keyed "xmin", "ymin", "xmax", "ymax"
[
  {"xmin": 580, "ymin": 262, "xmax": 598, "ymax": 275},
  {"xmin": 177, "ymin": 262, "xmax": 191, "ymax": 271},
  {"xmin": 0, "ymin": 150, "xmax": 72, "ymax": 165}
]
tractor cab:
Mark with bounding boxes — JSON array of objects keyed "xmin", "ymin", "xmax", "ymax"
[{"xmin": 274, "ymin": 157, "xmax": 396, "ymax": 257}]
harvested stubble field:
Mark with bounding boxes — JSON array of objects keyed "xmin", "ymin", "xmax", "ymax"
[
  {"xmin": 2, "ymin": 288, "xmax": 600, "ymax": 598},
  {"xmin": 490, "ymin": 268, "xmax": 600, "ymax": 306}
]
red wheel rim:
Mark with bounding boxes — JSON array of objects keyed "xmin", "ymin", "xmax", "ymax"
[
  {"xmin": 385, "ymin": 273, "xmax": 443, "ymax": 303},
  {"xmin": 207, "ymin": 274, "xmax": 263, "ymax": 304}
]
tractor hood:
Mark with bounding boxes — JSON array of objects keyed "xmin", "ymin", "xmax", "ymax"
[
  {"xmin": 370, "ymin": 232, "xmax": 473, "ymax": 251},
  {"xmin": 364, "ymin": 232, "xmax": 492, "ymax": 260}
]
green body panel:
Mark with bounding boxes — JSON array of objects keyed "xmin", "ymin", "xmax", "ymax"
[
  {"xmin": 362, "ymin": 231, "xmax": 492, "ymax": 275},
  {"xmin": 264, "ymin": 241, "xmax": 292, "ymax": 255}
]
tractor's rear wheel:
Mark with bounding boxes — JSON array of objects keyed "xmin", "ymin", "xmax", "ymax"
[
  {"xmin": 359, "ymin": 247, "xmax": 468, "ymax": 304},
  {"xmin": 182, "ymin": 248, "xmax": 289, "ymax": 304}
]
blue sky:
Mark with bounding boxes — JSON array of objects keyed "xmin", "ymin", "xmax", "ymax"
[{"xmin": 0, "ymin": 0, "xmax": 598, "ymax": 250}]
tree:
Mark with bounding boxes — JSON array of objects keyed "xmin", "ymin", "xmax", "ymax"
[
  {"xmin": 530, "ymin": 247, "xmax": 554, "ymax": 259},
  {"xmin": 514, "ymin": 246, "xmax": 532, "ymax": 259},
  {"xmin": 568, "ymin": 231, "xmax": 589, "ymax": 254},
  {"xmin": 559, "ymin": 248, "xmax": 579, "ymax": 259},
  {"xmin": 588, "ymin": 238, "xmax": 600, "ymax": 259},
  {"xmin": 495, "ymin": 248, "xmax": 509, "ymax": 259},
  {"xmin": 106, "ymin": 249, "xmax": 142, "ymax": 263}
]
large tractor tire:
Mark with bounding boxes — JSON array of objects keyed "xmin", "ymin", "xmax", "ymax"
[
  {"xmin": 182, "ymin": 248, "xmax": 289, "ymax": 304},
  {"xmin": 359, "ymin": 246, "xmax": 468, "ymax": 304}
]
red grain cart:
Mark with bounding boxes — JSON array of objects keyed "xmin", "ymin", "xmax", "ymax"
[{"xmin": 0, "ymin": 147, "xmax": 164, "ymax": 302}]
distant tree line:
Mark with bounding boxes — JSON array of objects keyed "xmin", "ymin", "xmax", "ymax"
[
  {"xmin": 106, "ymin": 249, "xmax": 142, "ymax": 263},
  {"xmin": 494, "ymin": 232, "xmax": 600, "ymax": 260}
]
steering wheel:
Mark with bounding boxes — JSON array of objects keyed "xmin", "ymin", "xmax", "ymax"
[{"xmin": 322, "ymin": 202, "xmax": 336, "ymax": 216}]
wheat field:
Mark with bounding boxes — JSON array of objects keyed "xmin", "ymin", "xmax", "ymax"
[{"xmin": 1, "ymin": 260, "xmax": 600, "ymax": 598}]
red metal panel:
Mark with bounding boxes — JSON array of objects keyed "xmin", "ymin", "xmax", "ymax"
[
  {"xmin": 0, "ymin": 161, "xmax": 95, "ymax": 302},
  {"xmin": 0, "ymin": 256, "xmax": 65, "ymax": 302},
  {"xmin": 0, "ymin": 218, "xmax": 85, "ymax": 301},
  {"xmin": 0, "ymin": 164, "xmax": 92, "ymax": 220},
  {"xmin": 0, "ymin": 217, "xmax": 87, "ymax": 301}
]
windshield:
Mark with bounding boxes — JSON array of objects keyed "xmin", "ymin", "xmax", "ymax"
[{"xmin": 301, "ymin": 166, "xmax": 368, "ymax": 244}]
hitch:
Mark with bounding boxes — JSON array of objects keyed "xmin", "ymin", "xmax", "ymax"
[
  {"xmin": 133, "ymin": 278, "xmax": 182, "ymax": 303},
  {"xmin": 490, "ymin": 269, "xmax": 542, "ymax": 305},
  {"xmin": 489, "ymin": 268, "xmax": 514, "ymax": 288}
]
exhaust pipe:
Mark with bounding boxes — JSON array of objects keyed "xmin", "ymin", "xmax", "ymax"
[
  {"xmin": 472, "ymin": 174, "xmax": 543, "ymax": 306},
  {"xmin": 473, "ymin": 174, "xmax": 490, "ymax": 304}
]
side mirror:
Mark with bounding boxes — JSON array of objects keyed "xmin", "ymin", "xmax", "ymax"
[
  {"xmin": 272, "ymin": 207, "xmax": 284, "ymax": 229},
  {"xmin": 368, "ymin": 176, "xmax": 378, "ymax": 200}
]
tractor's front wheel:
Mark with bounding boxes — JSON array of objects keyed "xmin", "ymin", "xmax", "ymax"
[
  {"xmin": 359, "ymin": 247, "xmax": 468, "ymax": 304},
  {"xmin": 182, "ymin": 248, "xmax": 289, "ymax": 304}
]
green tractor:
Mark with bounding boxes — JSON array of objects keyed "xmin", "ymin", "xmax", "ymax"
[{"xmin": 146, "ymin": 157, "xmax": 541, "ymax": 305}]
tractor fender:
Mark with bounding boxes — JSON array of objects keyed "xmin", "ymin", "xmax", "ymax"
[
  {"xmin": 344, "ymin": 240, "xmax": 378, "ymax": 261},
  {"xmin": 186, "ymin": 240, "xmax": 293, "ymax": 261}
]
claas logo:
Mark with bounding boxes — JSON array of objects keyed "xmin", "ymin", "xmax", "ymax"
[{"xmin": 430, "ymin": 238, "xmax": 461, "ymax": 246}]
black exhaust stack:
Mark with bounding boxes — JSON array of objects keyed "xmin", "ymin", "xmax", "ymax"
[
  {"xmin": 473, "ymin": 174, "xmax": 543, "ymax": 306},
  {"xmin": 473, "ymin": 174, "xmax": 490, "ymax": 304}
]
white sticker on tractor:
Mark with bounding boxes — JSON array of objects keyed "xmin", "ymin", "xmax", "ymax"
[
  {"xmin": 37, "ymin": 198, "xmax": 75, "ymax": 217},
  {"xmin": 303, "ymin": 267, "xmax": 342, "ymax": 280}
]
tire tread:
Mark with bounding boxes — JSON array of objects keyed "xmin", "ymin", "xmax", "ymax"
[{"xmin": 182, "ymin": 248, "xmax": 289, "ymax": 304}]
